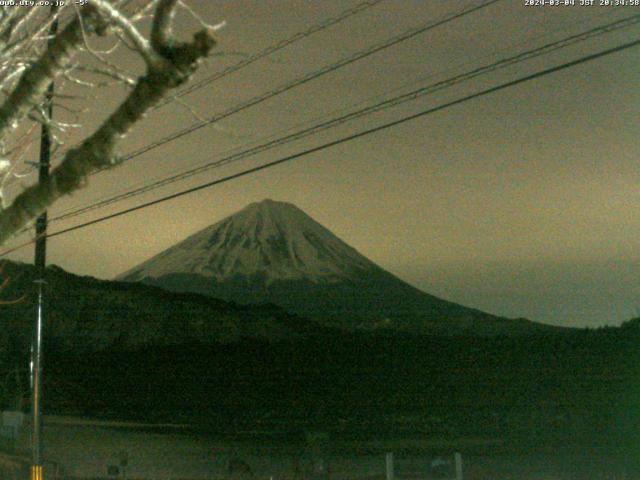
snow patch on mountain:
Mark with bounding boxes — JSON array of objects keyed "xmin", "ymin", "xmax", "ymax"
[{"xmin": 118, "ymin": 199, "xmax": 378, "ymax": 285}]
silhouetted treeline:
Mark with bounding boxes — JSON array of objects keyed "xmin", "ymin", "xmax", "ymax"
[{"xmin": 38, "ymin": 327, "xmax": 640, "ymax": 452}]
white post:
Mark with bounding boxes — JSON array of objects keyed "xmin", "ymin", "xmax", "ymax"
[
  {"xmin": 385, "ymin": 452, "xmax": 394, "ymax": 480},
  {"xmin": 454, "ymin": 452, "xmax": 463, "ymax": 480}
]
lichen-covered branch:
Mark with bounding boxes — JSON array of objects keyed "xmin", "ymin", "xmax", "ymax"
[
  {"xmin": 90, "ymin": 0, "xmax": 160, "ymax": 66},
  {"xmin": 151, "ymin": 0, "xmax": 179, "ymax": 53},
  {"xmin": 0, "ymin": 10, "xmax": 99, "ymax": 141},
  {"xmin": 0, "ymin": 1, "xmax": 216, "ymax": 246}
]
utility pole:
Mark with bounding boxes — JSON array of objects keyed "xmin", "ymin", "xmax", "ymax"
[{"xmin": 32, "ymin": 7, "xmax": 58, "ymax": 480}]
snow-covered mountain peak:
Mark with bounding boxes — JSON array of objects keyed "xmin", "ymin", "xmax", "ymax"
[
  {"xmin": 117, "ymin": 200, "xmax": 546, "ymax": 335},
  {"xmin": 118, "ymin": 199, "xmax": 378, "ymax": 284}
]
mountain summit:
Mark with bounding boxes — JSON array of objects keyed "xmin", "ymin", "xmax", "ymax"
[
  {"xmin": 119, "ymin": 200, "xmax": 551, "ymax": 335},
  {"xmin": 120, "ymin": 199, "xmax": 377, "ymax": 286}
]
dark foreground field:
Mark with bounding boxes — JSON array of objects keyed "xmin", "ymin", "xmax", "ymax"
[
  {"xmin": 2, "ymin": 416, "xmax": 636, "ymax": 479},
  {"xmin": 2, "ymin": 323, "xmax": 638, "ymax": 478},
  {"xmin": 43, "ymin": 328, "xmax": 640, "ymax": 441}
]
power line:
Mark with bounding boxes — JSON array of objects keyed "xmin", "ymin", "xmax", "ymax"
[
  {"xmin": 91, "ymin": 0, "xmax": 500, "ymax": 175},
  {"xmin": 1, "ymin": 36, "xmax": 635, "ymax": 258},
  {"xmin": 48, "ymin": 13, "xmax": 640, "ymax": 224},
  {"xmin": 154, "ymin": 0, "xmax": 387, "ymax": 109},
  {"xmin": 8, "ymin": 0, "xmax": 385, "ymax": 189},
  {"xmin": 50, "ymin": 6, "xmax": 620, "ymax": 220}
]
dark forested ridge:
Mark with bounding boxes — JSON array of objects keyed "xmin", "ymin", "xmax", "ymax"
[
  {"xmin": 0, "ymin": 260, "xmax": 558, "ymax": 357},
  {"xmin": 0, "ymin": 260, "xmax": 638, "ymax": 456},
  {"xmin": 0, "ymin": 261, "xmax": 325, "ymax": 354}
]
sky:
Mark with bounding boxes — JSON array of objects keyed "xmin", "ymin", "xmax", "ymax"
[{"xmin": 2, "ymin": 0, "xmax": 639, "ymax": 328}]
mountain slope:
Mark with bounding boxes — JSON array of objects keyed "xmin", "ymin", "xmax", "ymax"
[
  {"xmin": 119, "ymin": 199, "xmax": 379, "ymax": 285},
  {"xmin": 119, "ymin": 199, "xmax": 555, "ymax": 335}
]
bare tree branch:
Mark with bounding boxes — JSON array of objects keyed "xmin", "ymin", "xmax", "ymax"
[
  {"xmin": 0, "ymin": 0, "xmax": 216, "ymax": 246},
  {"xmin": 90, "ymin": 0, "xmax": 159, "ymax": 65},
  {"xmin": 0, "ymin": 8, "xmax": 103, "ymax": 141},
  {"xmin": 151, "ymin": 0, "xmax": 178, "ymax": 52}
]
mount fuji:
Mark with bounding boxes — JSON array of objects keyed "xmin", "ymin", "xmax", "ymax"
[{"xmin": 118, "ymin": 199, "xmax": 552, "ymax": 335}]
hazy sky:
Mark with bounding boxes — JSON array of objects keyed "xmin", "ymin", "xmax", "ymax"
[{"xmin": 3, "ymin": 0, "xmax": 639, "ymax": 328}]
